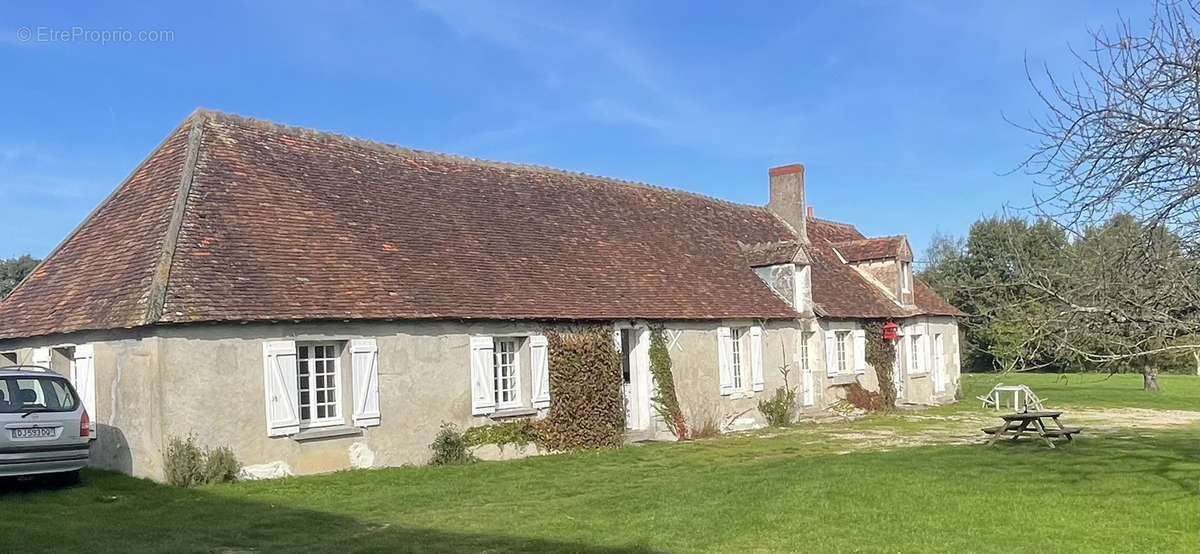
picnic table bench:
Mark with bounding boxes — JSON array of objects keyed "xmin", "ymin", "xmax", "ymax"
[{"xmin": 981, "ymin": 411, "xmax": 1082, "ymax": 448}]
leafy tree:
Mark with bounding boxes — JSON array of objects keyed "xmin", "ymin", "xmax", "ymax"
[{"xmin": 0, "ymin": 255, "xmax": 39, "ymax": 299}]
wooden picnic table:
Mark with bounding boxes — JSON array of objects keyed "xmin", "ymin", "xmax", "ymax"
[{"xmin": 982, "ymin": 411, "xmax": 1082, "ymax": 448}]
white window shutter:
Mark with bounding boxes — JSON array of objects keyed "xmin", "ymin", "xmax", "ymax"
[
  {"xmin": 824, "ymin": 330, "xmax": 837, "ymax": 376},
  {"xmin": 469, "ymin": 336, "xmax": 496, "ymax": 415},
  {"xmin": 852, "ymin": 329, "xmax": 866, "ymax": 374},
  {"xmin": 262, "ymin": 340, "xmax": 299, "ymax": 437},
  {"xmin": 717, "ymin": 327, "xmax": 733, "ymax": 395},
  {"xmin": 32, "ymin": 347, "xmax": 50, "ymax": 370},
  {"xmin": 529, "ymin": 334, "xmax": 550, "ymax": 408},
  {"xmin": 350, "ymin": 339, "xmax": 381, "ymax": 427},
  {"xmin": 749, "ymin": 325, "xmax": 764, "ymax": 392},
  {"xmin": 71, "ymin": 345, "xmax": 97, "ymax": 440}
]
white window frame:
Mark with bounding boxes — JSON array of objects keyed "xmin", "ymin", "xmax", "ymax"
[
  {"xmin": 799, "ymin": 332, "xmax": 810, "ymax": 374},
  {"xmin": 729, "ymin": 327, "xmax": 748, "ymax": 392},
  {"xmin": 900, "ymin": 261, "xmax": 912, "ymax": 293},
  {"xmin": 296, "ymin": 342, "xmax": 343, "ymax": 429},
  {"xmin": 909, "ymin": 334, "xmax": 924, "ymax": 374},
  {"xmin": 493, "ymin": 337, "xmax": 523, "ymax": 409},
  {"xmin": 835, "ymin": 330, "xmax": 851, "ymax": 374}
]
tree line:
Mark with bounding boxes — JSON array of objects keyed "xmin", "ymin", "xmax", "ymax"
[
  {"xmin": 0, "ymin": 255, "xmax": 39, "ymax": 300},
  {"xmin": 924, "ymin": 0, "xmax": 1200, "ymax": 390},
  {"xmin": 919, "ymin": 215, "xmax": 1198, "ymax": 385}
]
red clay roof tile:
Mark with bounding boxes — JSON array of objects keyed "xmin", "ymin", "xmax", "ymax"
[{"xmin": 0, "ymin": 110, "xmax": 962, "ymax": 338}]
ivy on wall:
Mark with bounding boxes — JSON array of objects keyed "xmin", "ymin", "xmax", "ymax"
[
  {"xmin": 541, "ymin": 325, "xmax": 625, "ymax": 450},
  {"xmin": 649, "ymin": 327, "xmax": 688, "ymax": 439},
  {"xmin": 863, "ymin": 320, "xmax": 897, "ymax": 409}
]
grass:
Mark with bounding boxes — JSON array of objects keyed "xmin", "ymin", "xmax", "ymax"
[
  {"xmin": 0, "ymin": 373, "xmax": 1196, "ymax": 553},
  {"xmin": 961, "ymin": 372, "xmax": 1199, "ymax": 411}
]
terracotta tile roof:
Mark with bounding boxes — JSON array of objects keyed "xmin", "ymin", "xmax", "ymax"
[
  {"xmin": 0, "ymin": 110, "xmax": 962, "ymax": 339},
  {"xmin": 832, "ymin": 236, "xmax": 910, "ymax": 263},
  {"xmin": 807, "ymin": 218, "xmax": 964, "ymax": 318},
  {"xmin": 0, "ymin": 120, "xmax": 195, "ymax": 338},
  {"xmin": 0, "ymin": 110, "xmax": 800, "ymax": 338},
  {"xmin": 740, "ymin": 240, "xmax": 802, "ymax": 267}
]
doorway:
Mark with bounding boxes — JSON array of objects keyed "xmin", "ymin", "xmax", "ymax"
[
  {"xmin": 618, "ymin": 324, "xmax": 652, "ymax": 431},
  {"xmin": 932, "ymin": 333, "xmax": 946, "ymax": 394}
]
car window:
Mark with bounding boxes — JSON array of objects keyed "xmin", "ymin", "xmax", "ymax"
[{"xmin": 0, "ymin": 376, "xmax": 78, "ymax": 413}]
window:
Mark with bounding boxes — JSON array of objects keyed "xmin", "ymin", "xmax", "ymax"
[
  {"xmin": 799, "ymin": 332, "xmax": 810, "ymax": 373},
  {"xmin": 900, "ymin": 262, "xmax": 912, "ymax": 293},
  {"xmin": 0, "ymin": 352, "xmax": 16, "ymax": 365},
  {"xmin": 835, "ymin": 331, "xmax": 850, "ymax": 373},
  {"xmin": 730, "ymin": 327, "xmax": 746, "ymax": 390},
  {"xmin": 297, "ymin": 343, "xmax": 340, "ymax": 427},
  {"xmin": 493, "ymin": 338, "xmax": 521, "ymax": 408},
  {"xmin": 0, "ymin": 375, "xmax": 78, "ymax": 413},
  {"xmin": 910, "ymin": 334, "xmax": 923, "ymax": 373}
]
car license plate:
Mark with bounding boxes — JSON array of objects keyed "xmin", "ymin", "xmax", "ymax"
[{"xmin": 12, "ymin": 427, "xmax": 56, "ymax": 439}]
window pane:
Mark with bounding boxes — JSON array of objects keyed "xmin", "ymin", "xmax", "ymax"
[
  {"xmin": 493, "ymin": 339, "xmax": 519, "ymax": 405},
  {"xmin": 296, "ymin": 342, "xmax": 338, "ymax": 425}
]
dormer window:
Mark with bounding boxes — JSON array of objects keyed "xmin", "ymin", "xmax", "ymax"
[{"xmin": 900, "ymin": 261, "xmax": 912, "ymax": 293}]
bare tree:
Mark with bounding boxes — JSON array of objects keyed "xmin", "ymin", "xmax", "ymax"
[{"xmin": 1011, "ymin": 0, "xmax": 1200, "ymax": 389}]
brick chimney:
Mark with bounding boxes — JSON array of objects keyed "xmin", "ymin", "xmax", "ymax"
[{"xmin": 766, "ymin": 164, "xmax": 808, "ymax": 244}]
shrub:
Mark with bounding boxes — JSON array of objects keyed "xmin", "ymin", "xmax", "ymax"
[
  {"xmin": 163, "ymin": 436, "xmax": 205, "ymax": 487},
  {"xmin": 541, "ymin": 325, "xmax": 625, "ymax": 450},
  {"xmin": 202, "ymin": 446, "xmax": 241, "ymax": 484},
  {"xmin": 163, "ymin": 436, "xmax": 241, "ymax": 487},
  {"xmin": 649, "ymin": 328, "xmax": 687, "ymax": 439},
  {"xmin": 429, "ymin": 423, "xmax": 476, "ymax": 465},
  {"xmin": 758, "ymin": 362, "xmax": 798, "ymax": 426},
  {"xmin": 463, "ymin": 419, "xmax": 544, "ymax": 449},
  {"xmin": 690, "ymin": 417, "xmax": 721, "ymax": 439},
  {"xmin": 844, "ymin": 380, "xmax": 888, "ymax": 412},
  {"xmin": 758, "ymin": 387, "xmax": 797, "ymax": 426}
]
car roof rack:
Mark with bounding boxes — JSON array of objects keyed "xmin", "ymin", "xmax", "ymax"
[{"xmin": 0, "ymin": 365, "xmax": 51, "ymax": 373}]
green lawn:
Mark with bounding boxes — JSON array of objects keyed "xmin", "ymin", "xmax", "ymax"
[
  {"xmin": 1, "ymin": 374, "xmax": 1196, "ymax": 553},
  {"xmin": 961, "ymin": 373, "xmax": 1199, "ymax": 411}
]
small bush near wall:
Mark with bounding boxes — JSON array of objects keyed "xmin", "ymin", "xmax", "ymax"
[
  {"xmin": 542, "ymin": 325, "xmax": 625, "ymax": 450},
  {"xmin": 684, "ymin": 401, "xmax": 721, "ymax": 439},
  {"xmin": 463, "ymin": 419, "xmax": 544, "ymax": 449},
  {"xmin": 864, "ymin": 320, "xmax": 897, "ymax": 408},
  {"xmin": 163, "ymin": 436, "xmax": 242, "ymax": 487},
  {"xmin": 758, "ymin": 362, "xmax": 797, "ymax": 426},
  {"xmin": 845, "ymin": 381, "xmax": 887, "ymax": 412},
  {"xmin": 649, "ymin": 328, "xmax": 688, "ymax": 439},
  {"xmin": 429, "ymin": 423, "xmax": 476, "ymax": 466},
  {"xmin": 203, "ymin": 446, "xmax": 241, "ymax": 484}
]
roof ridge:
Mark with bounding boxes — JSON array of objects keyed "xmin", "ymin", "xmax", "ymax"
[
  {"xmin": 144, "ymin": 115, "xmax": 205, "ymax": 324},
  {"xmin": 808, "ymin": 216, "xmax": 859, "ymax": 231},
  {"xmin": 191, "ymin": 108, "xmax": 769, "ymax": 214},
  {"xmin": 832, "ymin": 235, "xmax": 904, "ymax": 245}
]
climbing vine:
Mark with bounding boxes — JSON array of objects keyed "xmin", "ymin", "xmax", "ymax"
[
  {"xmin": 541, "ymin": 325, "xmax": 625, "ymax": 450},
  {"xmin": 649, "ymin": 327, "xmax": 688, "ymax": 439},
  {"xmin": 863, "ymin": 320, "xmax": 897, "ymax": 409}
]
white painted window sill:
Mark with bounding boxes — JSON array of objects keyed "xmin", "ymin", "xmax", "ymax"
[
  {"xmin": 489, "ymin": 407, "xmax": 538, "ymax": 420},
  {"xmin": 828, "ymin": 374, "xmax": 858, "ymax": 386},
  {"xmin": 292, "ymin": 425, "xmax": 362, "ymax": 443}
]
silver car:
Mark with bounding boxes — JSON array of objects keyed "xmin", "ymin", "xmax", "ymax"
[{"xmin": 0, "ymin": 366, "xmax": 91, "ymax": 483}]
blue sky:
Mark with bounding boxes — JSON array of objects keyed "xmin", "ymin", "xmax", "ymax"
[{"xmin": 0, "ymin": 1, "xmax": 1150, "ymax": 262}]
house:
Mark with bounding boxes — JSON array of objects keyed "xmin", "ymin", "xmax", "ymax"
[{"xmin": 0, "ymin": 110, "xmax": 963, "ymax": 480}]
